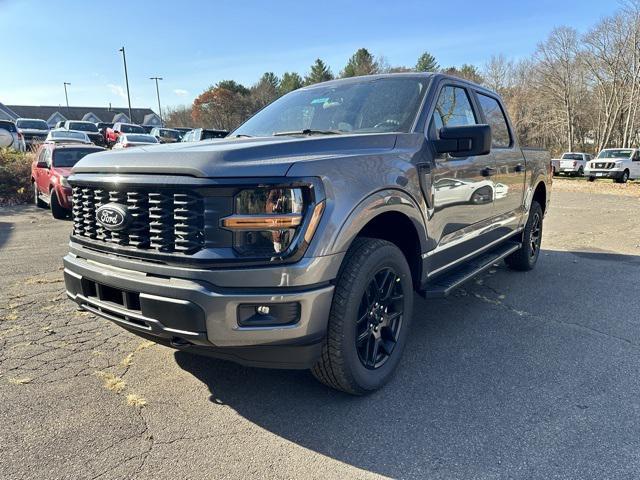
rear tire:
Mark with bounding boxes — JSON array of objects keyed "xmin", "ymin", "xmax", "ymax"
[
  {"xmin": 50, "ymin": 191, "xmax": 67, "ymax": 219},
  {"xmin": 33, "ymin": 182, "xmax": 46, "ymax": 208},
  {"xmin": 588, "ymin": 176, "xmax": 596, "ymax": 182},
  {"xmin": 577, "ymin": 166, "xmax": 584, "ymax": 177},
  {"xmin": 312, "ymin": 238, "xmax": 413, "ymax": 395},
  {"xmin": 505, "ymin": 201, "xmax": 543, "ymax": 272}
]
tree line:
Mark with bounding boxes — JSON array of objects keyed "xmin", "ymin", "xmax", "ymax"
[{"xmin": 165, "ymin": 1, "xmax": 640, "ymax": 155}]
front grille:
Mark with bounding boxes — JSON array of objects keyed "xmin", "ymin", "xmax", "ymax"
[
  {"xmin": 594, "ymin": 162, "xmax": 615, "ymax": 169},
  {"xmin": 72, "ymin": 186, "xmax": 205, "ymax": 254}
]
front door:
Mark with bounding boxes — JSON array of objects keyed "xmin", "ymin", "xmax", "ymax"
[
  {"xmin": 474, "ymin": 92, "xmax": 526, "ymax": 235},
  {"xmin": 424, "ymin": 83, "xmax": 496, "ymax": 275},
  {"xmin": 632, "ymin": 150, "xmax": 640, "ymax": 178}
]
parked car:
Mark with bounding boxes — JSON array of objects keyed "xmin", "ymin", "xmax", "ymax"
[
  {"xmin": 150, "ymin": 127, "xmax": 181, "ymax": 144},
  {"xmin": 64, "ymin": 73, "xmax": 551, "ymax": 395},
  {"xmin": 63, "ymin": 121, "xmax": 104, "ymax": 146},
  {"xmin": 16, "ymin": 118, "xmax": 50, "ymax": 150},
  {"xmin": 585, "ymin": 148, "xmax": 640, "ymax": 183},
  {"xmin": 95, "ymin": 122, "xmax": 114, "ymax": 144},
  {"xmin": 140, "ymin": 125, "xmax": 155, "ymax": 134},
  {"xmin": 54, "ymin": 121, "xmax": 66, "ymax": 129},
  {"xmin": 31, "ymin": 143, "xmax": 104, "ymax": 219},
  {"xmin": 104, "ymin": 123, "xmax": 145, "ymax": 147},
  {"xmin": 0, "ymin": 120, "xmax": 26, "ymax": 151},
  {"xmin": 112, "ymin": 133, "xmax": 159, "ymax": 149},
  {"xmin": 181, "ymin": 128, "xmax": 228, "ymax": 142},
  {"xmin": 551, "ymin": 152, "xmax": 592, "ymax": 177},
  {"xmin": 45, "ymin": 129, "xmax": 92, "ymax": 144}
]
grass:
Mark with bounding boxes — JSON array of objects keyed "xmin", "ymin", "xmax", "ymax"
[
  {"xmin": 95, "ymin": 371, "xmax": 126, "ymax": 393},
  {"xmin": 0, "ymin": 148, "xmax": 34, "ymax": 206},
  {"xmin": 9, "ymin": 377, "xmax": 32, "ymax": 385},
  {"xmin": 126, "ymin": 393, "xmax": 147, "ymax": 408}
]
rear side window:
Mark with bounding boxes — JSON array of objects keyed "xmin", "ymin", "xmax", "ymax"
[
  {"xmin": 0, "ymin": 121, "xmax": 17, "ymax": 132},
  {"xmin": 477, "ymin": 94, "xmax": 511, "ymax": 148},
  {"xmin": 430, "ymin": 86, "xmax": 477, "ymax": 135}
]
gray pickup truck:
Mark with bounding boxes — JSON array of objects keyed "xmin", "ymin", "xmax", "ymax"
[{"xmin": 64, "ymin": 73, "xmax": 551, "ymax": 394}]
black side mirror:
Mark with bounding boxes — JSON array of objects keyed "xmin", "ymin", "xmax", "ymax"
[
  {"xmin": 433, "ymin": 124, "xmax": 491, "ymax": 158},
  {"xmin": 36, "ymin": 161, "xmax": 48, "ymax": 168}
]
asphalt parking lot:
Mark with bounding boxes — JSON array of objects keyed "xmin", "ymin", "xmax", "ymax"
[{"xmin": 1, "ymin": 182, "xmax": 640, "ymax": 480}]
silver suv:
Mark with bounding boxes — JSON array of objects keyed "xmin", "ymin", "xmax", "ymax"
[{"xmin": 0, "ymin": 120, "xmax": 26, "ymax": 152}]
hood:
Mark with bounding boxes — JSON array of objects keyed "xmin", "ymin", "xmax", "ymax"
[
  {"xmin": 72, "ymin": 133, "xmax": 398, "ymax": 178},
  {"xmin": 55, "ymin": 167, "xmax": 73, "ymax": 177}
]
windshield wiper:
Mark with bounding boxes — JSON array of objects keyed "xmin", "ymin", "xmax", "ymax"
[{"xmin": 272, "ymin": 129, "xmax": 343, "ymax": 137}]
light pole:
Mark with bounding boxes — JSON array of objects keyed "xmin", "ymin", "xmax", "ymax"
[
  {"xmin": 63, "ymin": 82, "xmax": 71, "ymax": 113},
  {"xmin": 150, "ymin": 77, "xmax": 163, "ymax": 126},
  {"xmin": 118, "ymin": 47, "xmax": 133, "ymax": 122}
]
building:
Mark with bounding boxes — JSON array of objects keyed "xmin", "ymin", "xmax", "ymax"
[{"xmin": 0, "ymin": 102, "xmax": 162, "ymax": 127}]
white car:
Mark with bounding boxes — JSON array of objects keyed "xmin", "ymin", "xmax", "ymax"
[
  {"xmin": 433, "ymin": 178, "xmax": 509, "ymax": 208},
  {"xmin": 551, "ymin": 152, "xmax": 592, "ymax": 177},
  {"xmin": 112, "ymin": 133, "xmax": 159, "ymax": 149},
  {"xmin": 45, "ymin": 129, "xmax": 92, "ymax": 144},
  {"xmin": 585, "ymin": 148, "xmax": 640, "ymax": 183},
  {"xmin": 0, "ymin": 120, "xmax": 26, "ymax": 151}
]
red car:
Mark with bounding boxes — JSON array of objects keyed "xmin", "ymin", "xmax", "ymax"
[
  {"xmin": 31, "ymin": 142, "xmax": 104, "ymax": 218},
  {"xmin": 104, "ymin": 122, "xmax": 145, "ymax": 148}
]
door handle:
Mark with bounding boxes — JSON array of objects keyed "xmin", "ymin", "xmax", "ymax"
[{"xmin": 481, "ymin": 166, "xmax": 496, "ymax": 177}]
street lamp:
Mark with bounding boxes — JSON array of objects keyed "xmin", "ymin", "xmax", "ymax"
[
  {"xmin": 150, "ymin": 77, "xmax": 163, "ymax": 126},
  {"xmin": 118, "ymin": 47, "xmax": 133, "ymax": 122},
  {"xmin": 63, "ymin": 82, "xmax": 71, "ymax": 113}
]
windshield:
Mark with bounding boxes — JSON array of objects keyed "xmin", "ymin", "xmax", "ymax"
[
  {"xmin": 598, "ymin": 149, "xmax": 633, "ymax": 159},
  {"xmin": 121, "ymin": 124, "xmax": 145, "ymax": 134},
  {"xmin": 52, "ymin": 130, "xmax": 86, "ymax": 140},
  {"xmin": 159, "ymin": 129, "xmax": 180, "ymax": 139},
  {"xmin": 125, "ymin": 134, "xmax": 158, "ymax": 143},
  {"xmin": 561, "ymin": 153, "xmax": 583, "ymax": 160},
  {"xmin": 52, "ymin": 148, "xmax": 98, "ymax": 167},
  {"xmin": 232, "ymin": 77, "xmax": 429, "ymax": 137},
  {"xmin": 17, "ymin": 119, "xmax": 48, "ymax": 130},
  {"xmin": 68, "ymin": 122, "xmax": 98, "ymax": 132}
]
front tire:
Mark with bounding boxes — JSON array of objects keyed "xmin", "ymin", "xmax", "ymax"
[
  {"xmin": 588, "ymin": 176, "xmax": 596, "ymax": 182},
  {"xmin": 505, "ymin": 201, "xmax": 543, "ymax": 271},
  {"xmin": 312, "ymin": 238, "xmax": 413, "ymax": 395},
  {"xmin": 616, "ymin": 170, "xmax": 629, "ymax": 184},
  {"xmin": 50, "ymin": 191, "xmax": 67, "ymax": 219}
]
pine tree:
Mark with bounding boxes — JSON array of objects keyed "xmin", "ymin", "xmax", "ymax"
[
  {"xmin": 279, "ymin": 72, "xmax": 304, "ymax": 94},
  {"xmin": 415, "ymin": 52, "xmax": 439, "ymax": 72},
  {"xmin": 341, "ymin": 48, "xmax": 379, "ymax": 77},
  {"xmin": 304, "ymin": 59, "xmax": 334, "ymax": 85}
]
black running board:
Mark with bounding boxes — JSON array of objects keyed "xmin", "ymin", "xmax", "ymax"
[{"xmin": 423, "ymin": 241, "xmax": 521, "ymax": 298}]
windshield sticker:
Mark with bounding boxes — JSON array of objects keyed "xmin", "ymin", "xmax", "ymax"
[{"xmin": 311, "ymin": 97, "xmax": 329, "ymax": 104}]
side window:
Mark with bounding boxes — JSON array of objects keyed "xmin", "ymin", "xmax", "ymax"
[
  {"xmin": 634, "ymin": 151, "xmax": 640, "ymax": 161},
  {"xmin": 477, "ymin": 93, "xmax": 511, "ymax": 148},
  {"xmin": 36, "ymin": 148, "xmax": 46, "ymax": 165},
  {"xmin": 430, "ymin": 86, "xmax": 477, "ymax": 135},
  {"xmin": 44, "ymin": 149, "xmax": 52, "ymax": 167}
]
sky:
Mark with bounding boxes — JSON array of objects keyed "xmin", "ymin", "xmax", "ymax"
[{"xmin": 0, "ymin": 0, "xmax": 622, "ymax": 113}]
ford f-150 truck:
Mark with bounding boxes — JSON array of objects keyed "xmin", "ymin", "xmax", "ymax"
[{"xmin": 64, "ymin": 73, "xmax": 551, "ymax": 394}]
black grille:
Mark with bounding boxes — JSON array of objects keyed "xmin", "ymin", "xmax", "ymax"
[
  {"xmin": 594, "ymin": 162, "xmax": 615, "ymax": 169},
  {"xmin": 72, "ymin": 186, "xmax": 204, "ymax": 254}
]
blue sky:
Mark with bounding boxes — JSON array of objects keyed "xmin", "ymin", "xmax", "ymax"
[{"xmin": 0, "ymin": 0, "xmax": 620, "ymax": 112}]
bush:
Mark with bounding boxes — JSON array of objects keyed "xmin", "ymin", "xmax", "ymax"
[{"xmin": 0, "ymin": 148, "xmax": 34, "ymax": 206}]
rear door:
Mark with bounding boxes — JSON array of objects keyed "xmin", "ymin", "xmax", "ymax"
[
  {"xmin": 632, "ymin": 150, "xmax": 640, "ymax": 178},
  {"xmin": 474, "ymin": 91, "xmax": 526, "ymax": 234}
]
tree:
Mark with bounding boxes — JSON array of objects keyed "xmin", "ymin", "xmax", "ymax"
[
  {"xmin": 163, "ymin": 105, "xmax": 194, "ymax": 128},
  {"xmin": 482, "ymin": 54, "xmax": 514, "ymax": 94},
  {"xmin": 192, "ymin": 85, "xmax": 252, "ymax": 130},
  {"xmin": 279, "ymin": 72, "xmax": 303, "ymax": 94},
  {"xmin": 250, "ymin": 72, "xmax": 280, "ymax": 110},
  {"xmin": 304, "ymin": 59, "xmax": 334, "ymax": 85},
  {"xmin": 442, "ymin": 64, "xmax": 484, "ymax": 84},
  {"xmin": 415, "ymin": 51, "xmax": 439, "ymax": 72},
  {"xmin": 341, "ymin": 48, "xmax": 379, "ymax": 77},
  {"xmin": 216, "ymin": 80, "xmax": 250, "ymax": 96}
]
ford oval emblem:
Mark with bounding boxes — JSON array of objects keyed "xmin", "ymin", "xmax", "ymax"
[{"xmin": 96, "ymin": 203, "xmax": 131, "ymax": 231}]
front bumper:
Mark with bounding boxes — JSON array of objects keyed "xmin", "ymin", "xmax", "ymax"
[
  {"xmin": 63, "ymin": 251, "xmax": 335, "ymax": 369},
  {"xmin": 584, "ymin": 169, "xmax": 624, "ymax": 179}
]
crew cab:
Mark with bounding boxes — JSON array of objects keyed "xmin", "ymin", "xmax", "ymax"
[
  {"xmin": 104, "ymin": 123, "xmax": 145, "ymax": 147},
  {"xmin": 16, "ymin": 118, "xmax": 50, "ymax": 150},
  {"xmin": 64, "ymin": 73, "xmax": 551, "ymax": 395},
  {"xmin": 551, "ymin": 152, "xmax": 592, "ymax": 177},
  {"xmin": 31, "ymin": 143, "xmax": 104, "ymax": 219},
  {"xmin": 63, "ymin": 121, "xmax": 105, "ymax": 146},
  {"xmin": 585, "ymin": 148, "xmax": 640, "ymax": 183}
]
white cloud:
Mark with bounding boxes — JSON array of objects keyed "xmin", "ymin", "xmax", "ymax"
[
  {"xmin": 107, "ymin": 83, "xmax": 126, "ymax": 99},
  {"xmin": 173, "ymin": 89, "xmax": 189, "ymax": 97}
]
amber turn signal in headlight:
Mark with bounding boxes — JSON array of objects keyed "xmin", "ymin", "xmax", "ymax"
[{"xmin": 221, "ymin": 214, "xmax": 303, "ymax": 231}]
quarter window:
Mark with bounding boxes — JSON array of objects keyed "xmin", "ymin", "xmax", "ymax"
[{"xmin": 477, "ymin": 94, "xmax": 511, "ymax": 148}]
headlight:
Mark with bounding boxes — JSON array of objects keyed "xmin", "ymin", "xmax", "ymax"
[
  {"xmin": 221, "ymin": 185, "xmax": 324, "ymax": 258},
  {"xmin": 60, "ymin": 177, "xmax": 70, "ymax": 188}
]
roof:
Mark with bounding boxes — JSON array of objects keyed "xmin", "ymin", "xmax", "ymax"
[{"xmin": 3, "ymin": 104, "xmax": 159, "ymax": 125}]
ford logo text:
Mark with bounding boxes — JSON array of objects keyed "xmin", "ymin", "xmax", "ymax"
[{"xmin": 95, "ymin": 203, "xmax": 130, "ymax": 231}]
